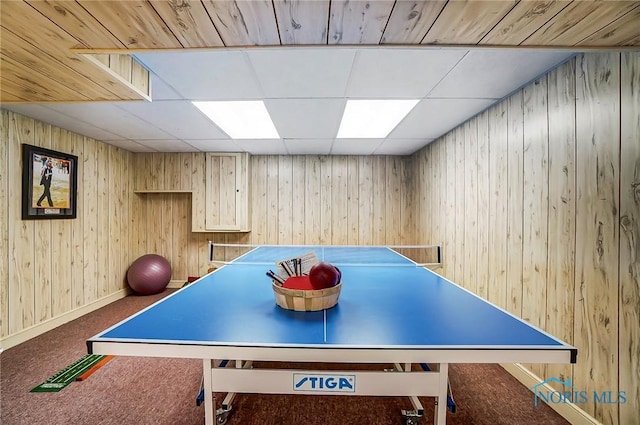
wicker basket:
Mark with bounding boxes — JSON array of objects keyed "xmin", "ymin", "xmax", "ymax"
[{"xmin": 272, "ymin": 281, "xmax": 342, "ymax": 312}]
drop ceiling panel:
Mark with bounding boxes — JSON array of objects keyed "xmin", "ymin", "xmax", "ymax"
[
  {"xmin": 374, "ymin": 138, "xmax": 434, "ymax": 155},
  {"xmin": 135, "ymin": 50, "xmax": 263, "ymax": 100},
  {"xmin": 346, "ymin": 48, "xmax": 468, "ymax": 98},
  {"xmin": 265, "ymin": 98, "xmax": 345, "ymax": 139},
  {"xmin": 248, "ymin": 48, "xmax": 357, "ymax": 98},
  {"xmin": 184, "ymin": 139, "xmax": 243, "ymax": 152},
  {"xmin": 133, "ymin": 140, "xmax": 200, "ymax": 152},
  {"xmin": 284, "ymin": 139, "xmax": 333, "ymax": 155},
  {"xmin": 3, "ymin": 104, "xmax": 123, "ymax": 141},
  {"xmin": 233, "ymin": 139, "xmax": 288, "ymax": 155},
  {"xmin": 429, "ymin": 50, "xmax": 574, "ymax": 98},
  {"xmin": 117, "ymin": 100, "xmax": 228, "ymax": 139},
  {"xmin": 390, "ymin": 98, "xmax": 497, "ymax": 139},
  {"xmin": 330, "ymin": 139, "xmax": 385, "ymax": 155},
  {"xmin": 148, "ymin": 74, "xmax": 183, "ymax": 100},
  {"xmin": 103, "ymin": 139, "xmax": 156, "ymax": 152},
  {"xmin": 45, "ymin": 103, "xmax": 174, "ymax": 140}
]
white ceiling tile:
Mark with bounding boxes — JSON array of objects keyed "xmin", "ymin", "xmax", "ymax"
[
  {"xmin": 45, "ymin": 103, "xmax": 174, "ymax": 139},
  {"xmin": 117, "ymin": 100, "xmax": 228, "ymax": 139},
  {"xmin": 232, "ymin": 139, "xmax": 288, "ymax": 155},
  {"xmin": 390, "ymin": 98, "xmax": 497, "ymax": 139},
  {"xmin": 374, "ymin": 138, "xmax": 433, "ymax": 155},
  {"xmin": 2, "ymin": 103, "xmax": 45, "ymax": 117},
  {"xmin": 284, "ymin": 139, "xmax": 333, "ymax": 155},
  {"xmin": 428, "ymin": 50, "xmax": 573, "ymax": 99},
  {"xmin": 3, "ymin": 104, "xmax": 123, "ymax": 141},
  {"xmin": 347, "ymin": 48, "xmax": 468, "ymax": 98},
  {"xmin": 133, "ymin": 140, "xmax": 199, "ymax": 152},
  {"xmin": 183, "ymin": 139, "xmax": 243, "ymax": 152},
  {"xmin": 102, "ymin": 140, "xmax": 155, "ymax": 152},
  {"xmin": 330, "ymin": 139, "xmax": 384, "ymax": 155},
  {"xmin": 148, "ymin": 74, "xmax": 183, "ymax": 100},
  {"xmin": 248, "ymin": 48, "xmax": 357, "ymax": 98},
  {"xmin": 265, "ymin": 98, "xmax": 345, "ymax": 139},
  {"xmin": 135, "ymin": 50, "xmax": 263, "ymax": 100}
]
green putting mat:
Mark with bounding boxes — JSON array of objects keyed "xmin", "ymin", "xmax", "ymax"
[{"xmin": 31, "ymin": 354, "xmax": 107, "ymax": 392}]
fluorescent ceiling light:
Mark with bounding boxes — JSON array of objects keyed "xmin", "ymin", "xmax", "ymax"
[
  {"xmin": 193, "ymin": 101, "xmax": 280, "ymax": 139},
  {"xmin": 336, "ymin": 99, "xmax": 419, "ymax": 138}
]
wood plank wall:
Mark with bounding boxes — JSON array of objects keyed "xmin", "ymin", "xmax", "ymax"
[
  {"xmin": 129, "ymin": 150, "xmax": 213, "ymax": 279},
  {"xmin": 129, "ymin": 154, "xmax": 414, "ymax": 279},
  {"xmin": 251, "ymin": 155, "xmax": 413, "ymax": 246},
  {"xmin": 619, "ymin": 51, "xmax": 640, "ymax": 425},
  {"xmin": 413, "ymin": 52, "xmax": 640, "ymax": 425},
  {"xmin": 0, "ymin": 109, "xmax": 133, "ymax": 341}
]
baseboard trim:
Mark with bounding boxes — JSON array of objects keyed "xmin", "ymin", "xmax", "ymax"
[
  {"xmin": 501, "ymin": 364, "xmax": 602, "ymax": 425},
  {"xmin": 167, "ymin": 279, "xmax": 186, "ymax": 289},
  {"xmin": 0, "ymin": 289, "xmax": 130, "ymax": 352}
]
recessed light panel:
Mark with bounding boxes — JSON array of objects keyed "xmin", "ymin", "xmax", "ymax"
[
  {"xmin": 192, "ymin": 101, "xmax": 280, "ymax": 139},
  {"xmin": 336, "ymin": 99, "xmax": 419, "ymax": 138}
]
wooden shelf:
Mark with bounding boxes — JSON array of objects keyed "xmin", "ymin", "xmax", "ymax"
[
  {"xmin": 192, "ymin": 229, "xmax": 251, "ymax": 233},
  {"xmin": 134, "ymin": 189, "xmax": 192, "ymax": 194}
]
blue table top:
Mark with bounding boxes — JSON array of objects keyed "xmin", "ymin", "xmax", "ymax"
[{"xmin": 93, "ymin": 247, "xmax": 573, "ymax": 353}]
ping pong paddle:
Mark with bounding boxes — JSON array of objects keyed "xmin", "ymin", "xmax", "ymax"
[
  {"xmin": 282, "ymin": 275, "xmax": 315, "ymax": 290},
  {"xmin": 266, "ymin": 270, "xmax": 286, "ymax": 286}
]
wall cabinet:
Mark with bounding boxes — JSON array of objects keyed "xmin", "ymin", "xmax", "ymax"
[
  {"xmin": 204, "ymin": 153, "xmax": 250, "ymax": 232},
  {"xmin": 131, "ymin": 152, "xmax": 250, "ymax": 233}
]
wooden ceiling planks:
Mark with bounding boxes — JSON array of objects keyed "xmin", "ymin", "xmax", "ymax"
[
  {"xmin": 522, "ymin": 0, "xmax": 640, "ymax": 46},
  {"xmin": 76, "ymin": 0, "xmax": 182, "ymax": 48},
  {"xmin": 1, "ymin": 1, "xmax": 82, "ymax": 56},
  {"xmin": 1, "ymin": 55, "xmax": 90, "ymax": 101},
  {"xmin": 328, "ymin": 0, "xmax": 396, "ymax": 44},
  {"xmin": 149, "ymin": 0, "xmax": 225, "ymax": 47},
  {"xmin": 202, "ymin": 0, "xmax": 281, "ymax": 46},
  {"xmin": 0, "ymin": 79, "xmax": 30, "ymax": 102},
  {"xmin": 577, "ymin": 4, "xmax": 640, "ymax": 46},
  {"xmin": 2, "ymin": 0, "xmax": 640, "ymax": 103},
  {"xmin": 380, "ymin": 0, "xmax": 447, "ymax": 44},
  {"xmin": 422, "ymin": 0, "xmax": 518, "ymax": 44},
  {"xmin": 626, "ymin": 33, "xmax": 640, "ymax": 45},
  {"xmin": 25, "ymin": 0, "xmax": 127, "ymax": 49},
  {"xmin": 0, "ymin": 0, "xmax": 147, "ymax": 101},
  {"xmin": 0, "ymin": 29, "xmax": 119, "ymax": 100},
  {"xmin": 480, "ymin": 0, "xmax": 573, "ymax": 45},
  {"xmin": 274, "ymin": 0, "xmax": 330, "ymax": 44}
]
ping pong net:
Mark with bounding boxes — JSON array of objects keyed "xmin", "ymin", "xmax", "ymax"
[{"xmin": 207, "ymin": 243, "xmax": 442, "ymax": 269}]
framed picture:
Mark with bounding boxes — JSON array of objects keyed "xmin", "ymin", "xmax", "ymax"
[{"xmin": 22, "ymin": 144, "xmax": 78, "ymax": 220}]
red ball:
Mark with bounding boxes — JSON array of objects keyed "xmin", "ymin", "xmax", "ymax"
[{"xmin": 308, "ymin": 262, "xmax": 340, "ymax": 289}]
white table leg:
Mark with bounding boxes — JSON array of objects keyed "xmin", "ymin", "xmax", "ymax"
[
  {"xmin": 434, "ymin": 363, "xmax": 448, "ymax": 425},
  {"xmin": 203, "ymin": 359, "xmax": 214, "ymax": 425}
]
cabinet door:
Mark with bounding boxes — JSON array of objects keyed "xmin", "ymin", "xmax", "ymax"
[{"xmin": 205, "ymin": 153, "xmax": 249, "ymax": 231}]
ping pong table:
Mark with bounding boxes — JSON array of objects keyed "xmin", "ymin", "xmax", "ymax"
[{"xmin": 88, "ymin": 245, "xmax": 577, "ymax": 425}]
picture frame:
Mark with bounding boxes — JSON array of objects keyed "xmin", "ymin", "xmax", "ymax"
[{"xmin": 21, "ymin": 144, "xmax": 78, "ymax": 220}]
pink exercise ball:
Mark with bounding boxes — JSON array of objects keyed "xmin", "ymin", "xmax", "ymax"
[{"xmin": 127, "ymin": 254, "xmax": 172, "ymax": 295}]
